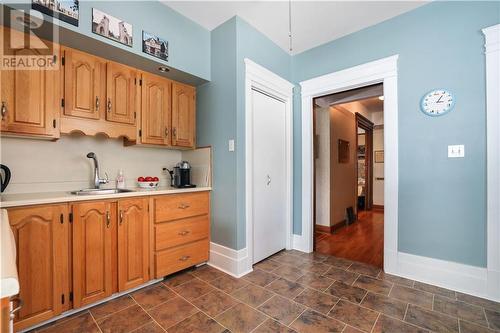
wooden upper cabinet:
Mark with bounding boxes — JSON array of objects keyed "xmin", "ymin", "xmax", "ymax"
[
  {"xmin": 1, "ymin": 28, "xmax": 59, "ymax": 138},
  {"xmin": 63, "ymin": 48, "xmax": 104, "ymax": 120},
  {"xmin": 106, "ymin": 62, "xmax": 136, "ymax": 125},
  {"xmin": 141, "ymin": 72, "xmax": 171, "ymax": 145},
  {"xmin": 8, "ymin": 204, "xmax": 70, "ymax": 332},
  {"xmin": 117, "ymin": 198, "xmax": 149, "ymax": 291},
  {"xmin": 72, "ymin": 201, "xmax": 114, "ymax": 308},
  {"xmin": 172, "ymin": 82, "xmax": 196, "ymax": 148}
]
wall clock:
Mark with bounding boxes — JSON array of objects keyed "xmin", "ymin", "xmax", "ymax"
[{"xmin": 420, "ymin": 89, "xmax": 455, "ymax": 117}]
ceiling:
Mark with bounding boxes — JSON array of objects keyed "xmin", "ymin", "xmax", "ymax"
[{"xmin": 162, "ymin": 1, "xmax": 427, "ymax": 55}]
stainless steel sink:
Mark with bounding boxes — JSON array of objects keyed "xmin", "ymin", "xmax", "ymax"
[{"xmin": 70, "ymin": 188, "xmax": 135, "ymax": 195}]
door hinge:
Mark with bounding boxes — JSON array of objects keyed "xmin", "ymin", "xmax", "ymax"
[
  {"xmin": 61, "ymin": 98, "xmax": 65, "ymax": 108},
  {"xmin": 139, "ymin": 79, "xmax": 142, "ymax": 86},
  {"xmin": 61, "ymin": 57, "xmax": 65, "ymax": 66},
  {"xmin": 139, "ymin": 129, "xmax": 142, "ymax": 137},
  {"xmin": 134, "ymin": 112, "xmax": 136, "ymax": 119},
  {"xmin": 60, "ymin": 213, "xmax": 64, "ymax": 224},
  {"xmin": 53, "ymin": 119, "xmax": 57, "ymax": 128},
  {"xmin": 69, "ymin": 212, "xmax": 73, "ymax": 223},
  {"xmin": 61, "ymin": 294, "xmax": 65, "ymax": 304},
  {"xmin": 134, "ymin": 78, "xmax": 137, "ymax": 85},
  {"xmin": 69, "ymin": 292, "xmax": 73, "ymax": 302}
]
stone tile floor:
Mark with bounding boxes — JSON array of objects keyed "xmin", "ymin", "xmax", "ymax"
[{"xmin": 31, "ymin": 250, "xmax": 500, "ymax": 333}]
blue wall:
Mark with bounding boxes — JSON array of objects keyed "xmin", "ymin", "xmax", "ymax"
[
  {"xmin": 197, "ymin": 18, "xmax": 238, "ymax": 248},
  {"xmin": 197, "ymin": 17, "xmax": 291, "ymax": 250},
  {"xmin": 5, "ymin": 1, "xmax": 211, "ymax": 80},
  {"xmin": 292, "ymin": 1, "xmax": 499, "ymax": 267}
]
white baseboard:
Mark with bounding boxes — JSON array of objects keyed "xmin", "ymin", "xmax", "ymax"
[
  {"xmin": 208, "ymin": 242, "xmax": 252, "ymax": 278},
  {"xmin": 292, "ymin": 233, "xmax": 311, "ymax": 253},
  {"xmin": 389, "ymin": 252, "xmax": 500, "ymax": 302}
]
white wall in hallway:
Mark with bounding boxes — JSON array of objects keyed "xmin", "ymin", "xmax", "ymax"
[{"xmin": 314, "ymin": 107, "xmax": 330, "ymax": 227}]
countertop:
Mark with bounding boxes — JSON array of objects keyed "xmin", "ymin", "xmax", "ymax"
[{"xmin": 0, "ymin": 186, "xmax": 212, "ymax": 208}]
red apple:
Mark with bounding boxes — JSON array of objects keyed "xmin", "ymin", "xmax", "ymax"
[
  {"xmin": 138, "ymin": 177, "xmax": 145, "ymax": 182},
  {"xmin": 145, "ymin": 176, "xmax": 153, "ymax": 181},
  {"xmin": 152, "ymin": 176, "xmax": 159, "ymax": 182}
]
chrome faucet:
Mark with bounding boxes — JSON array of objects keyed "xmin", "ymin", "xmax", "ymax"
[{"xmin": 86, "ymin": 152, "xmax": 108, "ymax": 189}]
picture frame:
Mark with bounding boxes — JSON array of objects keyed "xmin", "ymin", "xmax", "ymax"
[
  {"xmin": 32, "ymin": 0, "xmax": 79, "ymax": 26},
  {"xmin": 142, "ymin": 31, "xmax": 169, "ymax": 61},
  {"xmin": 375, "ymin": 150, "xmax": 384, "ymax": 163},
  {"xmin": 92, "ymin": 8, "xmax": 133, "ymax": 47},
  {"xmin": 338, "ymin": 139, "xmax": 350, "ymax": 164}
]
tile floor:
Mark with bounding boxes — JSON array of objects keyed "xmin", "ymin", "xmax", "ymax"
[{"xmin": 31, "ymin": 250, "xmax": 500, "ymax": 333}]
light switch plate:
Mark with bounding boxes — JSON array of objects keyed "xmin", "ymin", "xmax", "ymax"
[
  {"xmin": 448, "ymin": 145, "xmax": 464, "ymax": 158},
  {"xmin": 228, "ymin": 139, "xmax": 235, "ymax": 152}
]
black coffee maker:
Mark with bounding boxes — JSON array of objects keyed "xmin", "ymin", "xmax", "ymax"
[{"xmin": 173, "ymin": 161, "xmax": 196, "ymax": 188}]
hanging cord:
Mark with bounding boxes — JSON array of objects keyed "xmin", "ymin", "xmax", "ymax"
[{"xmin": 288, "ymin": 0, "xmax": 293, "ymax": 52}]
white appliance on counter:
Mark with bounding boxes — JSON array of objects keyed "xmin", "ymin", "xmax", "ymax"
[{"xmin": 1, "ymin": 209, "xmax": 20, "ymax": 333}]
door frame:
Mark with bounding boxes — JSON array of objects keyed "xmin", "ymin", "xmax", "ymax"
[
  {"xmin": 355, "ymin": 112, "xmax": 375, "ymax": 211},
  {"xmin": 299, "ymin": 55, "xmax": 399, "ymax": 273},
  {"xmin": 245, "ymin": 58, "xmax": 294, "ymax": 269}
]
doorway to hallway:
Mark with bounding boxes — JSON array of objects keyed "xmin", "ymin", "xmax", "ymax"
[{"xmin": 312, "ymin": 84, "xmax": 385, "ymax": 268}]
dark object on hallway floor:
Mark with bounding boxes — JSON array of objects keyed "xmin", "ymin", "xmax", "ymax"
[{"xmin": 346, "ymin": 207, "xmax": 355, "ymax": 225}]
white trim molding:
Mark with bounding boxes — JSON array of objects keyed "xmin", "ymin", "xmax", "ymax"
[
  {"xmin": 483, "ymin": 24, "xmax": 500, "ymax": 301},
  {"xmin": 244, "ymin": 58, "xmax": 294, "ymax": 273},
  {"xmin": 299, "ymin": 55, "xmax": 399, "ymax": 273},
  {"xmin": 208, "ymin": 242, "xmax": 252, "ymax": 278}
]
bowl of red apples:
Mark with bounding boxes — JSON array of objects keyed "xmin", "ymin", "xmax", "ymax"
[{"xmin": 137, "ymin": 176, "xmax": 159, "ymax": 189}]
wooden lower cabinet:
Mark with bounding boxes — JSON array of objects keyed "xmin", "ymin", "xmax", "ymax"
[
  {"xmin": 117, "ymin": 198, "xmax": 149, "ymax": 291},
  {"xmin": 7, "ymin": 191, "xmax": 209, "ymax": 331},
  {"xmin": 71, "ymin": 201, "xmax": 114, "ymax": 308},
  {"xmin": 7, "ymin": 204, "xmax": 70, "ymax": 332}
]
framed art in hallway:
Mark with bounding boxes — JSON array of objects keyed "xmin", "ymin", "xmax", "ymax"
[
  {"xmin": 92, "ymin": 8, "xmax": 133, "ymax": 47},
  {"xmin": 32, "ymin": 0, "xmax": 79, "ymax": 26},
  {"xmin": 375, "ymin": 150, "xmax": 384, "ymax": 163}
]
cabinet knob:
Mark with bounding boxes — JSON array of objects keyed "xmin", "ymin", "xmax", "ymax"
[
  {"xmin": 1, "ymin": 101, "xmax": 7, "ymax": 119},
  {"xmin": 107, "ymin": 98, "xmax": 112, "ymax": 113},
  {"xmin": 172, "ymin": 127, "xmax": 177, "ymax": 137},
  {"xmin": 165, "ymin": 127, "xmax": 169, "ymax": 137},
  {"xmin": 95, "ymin": 97, "xmax": 100, "ymax": 111},
  {"xmin": 119, "ymin": 210, "xmax": 123, "ymax": 225},
  {"xmin": 179, "ymin": 255, "xmax": 190, "ymax": 261},
  {"xmin": 106, "ymin": 211, "xmax": 111, "ymax": 228},
  {"xmin": 178, "ymin": 230, "xmax": 190, "ymax": 236},
  {"xmin": 178, "ymin": 203, "xmax": 190, "ymax": 209}
]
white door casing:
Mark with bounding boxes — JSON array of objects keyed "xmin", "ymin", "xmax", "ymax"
[
  {"xmin": 244, "ymin": 58, "xmax": 294, "ymax": 273},
  {"xmin": 299, "ymin": 55, "xmax": 399, "ymax": 273},
  {"xmin": 252, "ymin": 89, "xmax": 287, "ymax": 263}
]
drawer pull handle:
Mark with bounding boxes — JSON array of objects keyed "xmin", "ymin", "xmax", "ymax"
[
  {"xmin": 178, "ymin": 203, "xmax": 190, "ymax": 209},
  {"xmin": 1, "ymin": 101, "xmax": 7, "ymax": 119},
  {"xmin": 178, "ymin": 230, "xmax": 190, "ymax": 236},
  {"xmin": 119, "ymin": 210, "xmax": 123, "ymax": 225},
  {"xmin": 179, "ymin": 255, "xmax": 190, "ymax": 261},
  {"xmin": 106, "ymin": 211, "xmax": 111, "ymax": 228}
]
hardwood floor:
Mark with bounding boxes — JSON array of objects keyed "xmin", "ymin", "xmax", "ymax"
[{"xmin": 315, "ymin": 209, "xmax": 384, "ymax": 268}]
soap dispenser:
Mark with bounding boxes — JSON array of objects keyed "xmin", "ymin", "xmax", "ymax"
[{"xmin": 116, "ymin": 169, "xmax": 126, "ymax": 189}]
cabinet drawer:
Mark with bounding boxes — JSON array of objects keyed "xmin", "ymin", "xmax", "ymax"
[
  {"xmin": 155, "ymin": 239, "xmax": 209, "ymax": 278},
  {"xmin": 153, "ymin": 192, "xmax": 209, "ymax": 222},
  {"xmin": 155, "ymin": 215, "xmax": 209, "ymax": 251}
]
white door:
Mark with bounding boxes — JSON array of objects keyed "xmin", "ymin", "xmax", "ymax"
[{"xmin": 252, "ymin": 89, "xmax": 287, "ymax": 263}]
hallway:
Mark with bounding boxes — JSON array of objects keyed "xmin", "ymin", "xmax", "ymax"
[{"xmin": 315, "ymin": 210, "xmax": 384, "ymax": 267}]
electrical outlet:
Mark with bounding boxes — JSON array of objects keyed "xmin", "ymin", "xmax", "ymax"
[{"xmin": 228, "ymin": 139, "xmax": 235, "ymax": 152}]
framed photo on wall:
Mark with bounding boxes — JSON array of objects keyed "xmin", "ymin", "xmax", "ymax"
[
  {"xmin": 92, "ymin": 8, "xmax": 133, "ymax": 47},
  {"xmin": 142, "ymin": 31, "xmax": 169, "ymax": 61},
  {"xmin": 32, "ymin": 0, "xmax": 79, "ymax": 26},
  {"xmin": 375, "ymin": 150, "xmax": 384, "ymax": 163}
]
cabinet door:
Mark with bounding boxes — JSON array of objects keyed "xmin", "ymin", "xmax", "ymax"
[
  {"xmin": 1, "ymin": 28, "xmax": 59, "ymax": 138},
  {"xmin": 141, "ymin": 72, "xmax": 171, "ymax": 145},
  {"xmin": 172, "ymin": 82, "xmax": 195, "ymax": 148},
  {"xmin": 8, "ymin": 204, "xmax": 70, "ymax": 331},
  {"xmin": 106, "ymin": 62, "xmax": 136, "ymax": 125},
  {"xmin": 63, "ymin": 48, "xmax": 104, "ymax": 120},
  {"xmin": 72, "ymin": 201, "xmax": 114, "ymax": 308},
  {"xmin": 117, "ymin": 198, "xmax": 149, "ymax": 291}
]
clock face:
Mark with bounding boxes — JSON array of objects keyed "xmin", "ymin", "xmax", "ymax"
[{"xmin": 420, "ymin": 89, "xmax": 454, "ymax": 116}]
